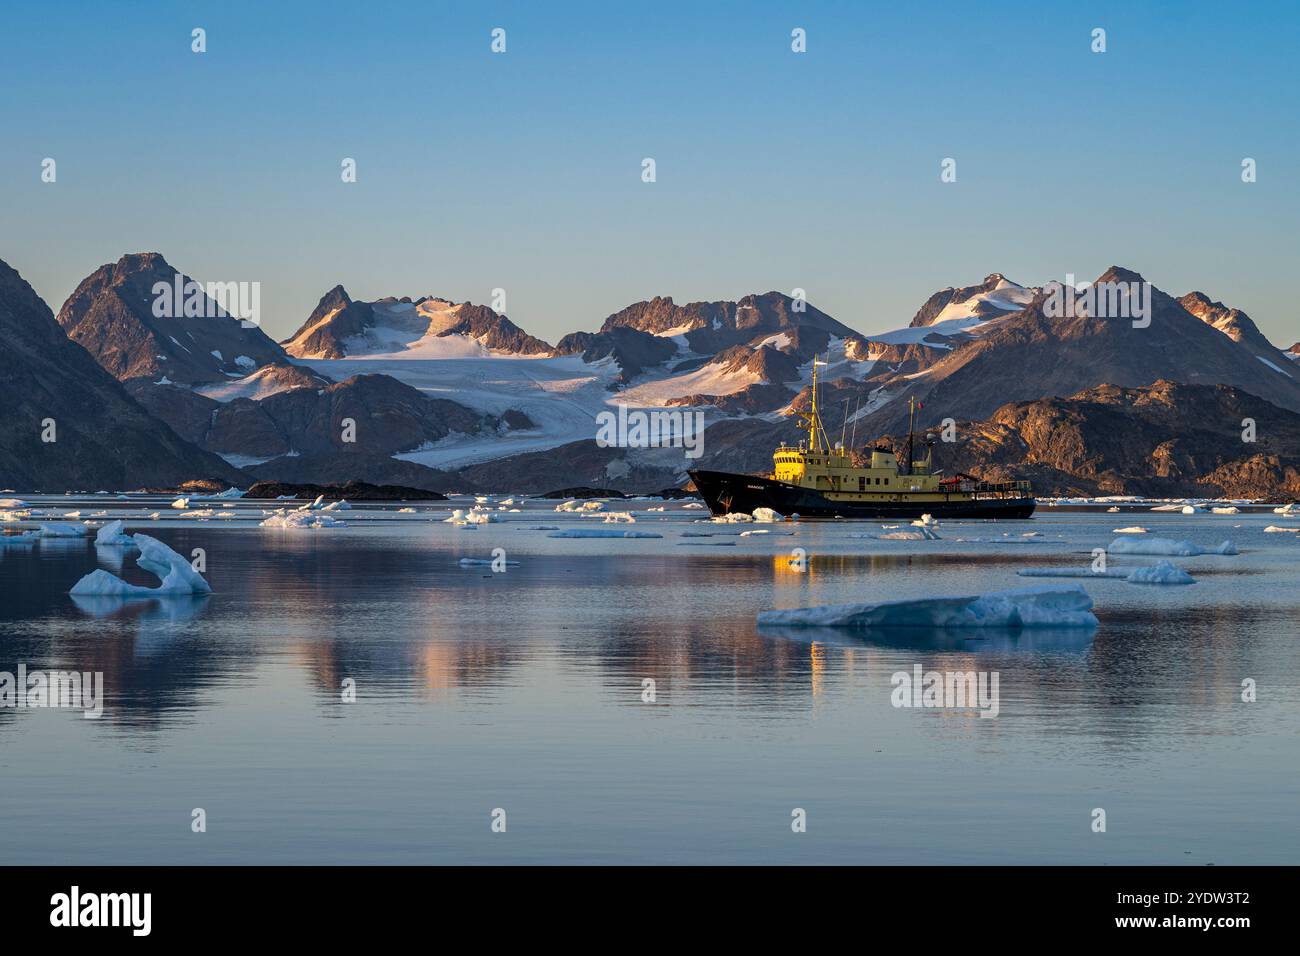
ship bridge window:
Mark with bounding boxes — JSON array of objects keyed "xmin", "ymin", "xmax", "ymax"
[{"xmin": 858, "ymin": 477, "xmax": 865, "ymax": 491}]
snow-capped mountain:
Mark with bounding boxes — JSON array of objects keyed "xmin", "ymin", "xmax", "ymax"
[
  {"xmin": 0, "ymin": 258, "xmax": 245, "ymax": 491},
  {"xmin": 56, "ymin": 253, "xmax": 287, "ymax": 384},
  {"xmin": 282, "ymin": 287, "xmax": 551, "ymax": 360}
]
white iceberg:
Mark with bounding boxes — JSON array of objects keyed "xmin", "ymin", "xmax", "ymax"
[
  {"xmin": 39, "ymin": 522, "xmax": 88, "ymax": 538},
  {"xmin": 555, "ymin": 499, "xmax": 604, "ymax": 513},
  {"xmin": 757, "ymin": 584, "xmax": 1098, "ymax": 630},
  {"xmin": 1210, "ymin": 506, "xmax": 1239, "ymax": 515},
  {"xmin": 444, "ymin": 507, "xmax": 499, "ymax": 525},
  {"xmin": 1112, "ymin": 526, "xmax": 1149, "ymax": 534},
  {"xmin": 170, "ymin": 497, "xmax": 190, "ymax": 509},
  {"xmin": 260, "ymin": 510, "xmax": 347, "ymax": 529},
  {"xmin": 752, "ymin": 507, "xmax": 782, "ymax": 523},
  {"xmin": 70, "ymin": 533, "xmax": 212, "ymax": 596},
  {"xmin": 1263, "ymin": 525, "xmax": 1300, "ymax": 533},
  {"xmin": 1107, "ymin": 537, "xmax": 1237, "ymax": 556},
  {"xmin": 93, "ymin": 520, "xmax": 136, "ymax": 547},
  {"xmin": 1272, "ymin": 503, "xmax": 1299, "ymax": 515},
  {"xmin": 547, "ymin": 529, "xmax": 663, "ymax": 539}
]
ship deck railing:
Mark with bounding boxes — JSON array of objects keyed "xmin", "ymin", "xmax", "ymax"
[{"xmin": 945, "ymin": 479, "xmax": 1033, "ymax": 498}]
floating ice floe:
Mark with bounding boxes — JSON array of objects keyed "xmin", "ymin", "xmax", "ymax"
[
  {"xmin": 170, "ymin": 497, "xmax": 190, "ymax": 509},
  {"xmin": 94, "ymin": 520, "xmax": 137, "ymax": 547},
  {"xmin": 0, "ymin": 498, "xmax": 26, "ymax": 508},
  {"xmin": 757, "ymin": 584, "xmax": 1098, "ymax": 630},
  {"xmin": 70, "ymin": 533, "xmax": 212, "ymax": 596},
  {"xmin": 1125, "ymin": 561, "xmax": 1196, "ymax": 585},
  {"xmin": 1149, "ymin": 503, "xmax": 1186, "ymax": 512},
  {"xmin": 601, "ymin": 511, "xmax": 636, "ymax": 523},
  {"xmin": 681, "ymin": 502, "xmax": 705, "ymax": 510},
  {"xmin": 1017, "ymin": 560, "xmax": 1194, "ymax": 585},
  {"xmin": 911, "ymin": 513, "xmax": 937, "ymax": 528},
  {"xmin": 397, "ymin": 507, "xmax": 417, "ymax": 513},
  {"xmin": 712, "ymin": 512, "xmax": 754, "ymax": 523},
  {"xmin": 1107, "ymin": 537, "xmax": 1237, "ymax": 556},
  {"xmin": 547, "ymin": 529, "xmax": 663, "ymax": 539},
  {"xmin": 1272, "ymin": 503, "xmax": 1299, "ymax": 515},
  {"xmin": 1112, "ymin": 526, "xmax": 1149, "ymax": 534},
  {"xmin": 739, "ymin": 529, "xmax": 793, "ymax": 536},
  {"xmin": 646, "ymin": 506, "xmax": 666, "ymax": 512},
  {"xmin": 752, "ymin": 507, "xmax": 782, "ymax": 523},
  {"xmin": 1181, "ymin": 504, "xmax": 1204, "ymax": 514},
  {"xmin": 0, "ymin": 530, "xmax": 40, "ymax": 546},
  {"xmin": 39, "ymin": 522, "xmax": 88, "ymax": 538},
  {"xmin": 555, "ymin": 499, "xmax": 604, "ymax": 513},
  {"xmin": 260, "ymin": 510, "xmax": 347, "ymax": 529},
  {"xmin": 321, "ymin": 499, "xmax": 351, "ymax": 511},
  {"xmin": 1263, "ymin": 525, "xmax": 1300, "ymax": 533},
  {"xmin": 444, "ymin": 507, "xmax": 499, "ymax": 525},
  {"xmin": 1106, "ymin": 506, "xmax": 1121, "ymax": 513},
  {"xmin": 1211, "ymin": 506, "xmax": 1239, "ymax": 515}
]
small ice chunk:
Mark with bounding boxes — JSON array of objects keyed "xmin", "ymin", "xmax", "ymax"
[
  {"xmin": 94, "ymin": 520, "xmax": 136, "ymax": 547},
  {"xmin": 170, "ymin": 497, "xmax": 190, "ymax": 509},
  {"xmin": 1107, "ymin": 537, "xmax": 1237, "ymax": 556},
  {"xmin": 1112, "ymin": 526, "xmax": 1149, "ymax": 534},
  {"xmin": 752, "ymin": 507, "xmax": 782, "ymax": 522},
  {"xmin": 1263, "ymin": 525, "xmax": 1300, "ymax": 533},
  {"xmin": 1125, "ymin": 561, "xmax": 1195, "ymax": 585}
]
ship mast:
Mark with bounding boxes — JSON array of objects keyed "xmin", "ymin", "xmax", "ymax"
[
  {"xmin": 905, "ymin": 395, "xmax": 918, "ymax": 475},
  {"xmin": 802, "ymin": 353, "xmax": 829, "ymax": 453}
]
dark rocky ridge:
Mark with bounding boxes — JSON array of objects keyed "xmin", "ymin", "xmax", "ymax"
[
  {"xmin": 0, "ymin": 258, "xmax": 247, "ymax": 491},
  {"xmin": 129, "ymin": 372, "xmax": 500, "ymax": 462},
  {"xmin": 244, "ymin": 479, "xmax": 447, "ymax": 501},
  {"xmin": 878, "ymin": 380, "xmax": 1300, "ymax": 499},
  {"xmin": 56, "ymin": 252, "xmax": 288, "ymax": 384}
]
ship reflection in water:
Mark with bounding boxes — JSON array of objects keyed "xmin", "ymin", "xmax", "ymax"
[{"xmin": 0, "ymin": 514, "xmax": 1297, "ymax": 864}]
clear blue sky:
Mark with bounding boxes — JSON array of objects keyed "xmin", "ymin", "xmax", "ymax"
[{"xmin": 3, "ymin": 0, "xmax": 1297, "ymax": 345}]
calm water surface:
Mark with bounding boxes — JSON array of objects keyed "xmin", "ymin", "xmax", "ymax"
[{"xmin": 1, "ymin": 496, "xmax": 1297, "ymax": 864}]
